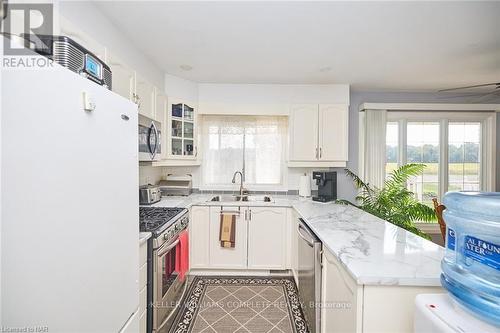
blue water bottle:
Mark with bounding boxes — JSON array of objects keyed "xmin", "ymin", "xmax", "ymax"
[{"xmin": 441, "ymin": 192, "xmax": 500, "ymax": 326}]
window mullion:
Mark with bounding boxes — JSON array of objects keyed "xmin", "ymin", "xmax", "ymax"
[
  {"xmin": 399, "ymin": 119, "xmax": 407, "ymax": 166},
  {"xmin": 242, "ymin": 126, "xmax": 246, "ymax": 182},
  {"xmin": 439, "ymin": 119, "xmax": 449, "ymax": 201}
]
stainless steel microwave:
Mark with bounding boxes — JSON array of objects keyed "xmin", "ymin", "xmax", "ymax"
[{"xmin": 139, "ymin": 115, "xmax": 162, "ymax": 162}]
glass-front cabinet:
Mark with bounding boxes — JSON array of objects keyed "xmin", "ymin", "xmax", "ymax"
[{"xmin": 168, "ymin": 100, "xmax": 197, "ymax": 159}]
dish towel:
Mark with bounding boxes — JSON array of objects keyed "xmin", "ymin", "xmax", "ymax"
[
  {"xmin": 175, "ymin": 230, "xmax": 189, "ymax": 282},
  {"xmin": 219, "ymin": 213, "xmax": 236, "ymax": 248}
]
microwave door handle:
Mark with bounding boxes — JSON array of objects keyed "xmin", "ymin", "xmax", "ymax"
[
  {"xmin": 147, "ymin": 124, "xmax": 154, "ymax": 157},
  {"xmin": 151, "ymin": 122, "xmax": 159, "ymax": 159}
]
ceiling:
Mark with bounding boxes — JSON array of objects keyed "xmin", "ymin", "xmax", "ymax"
[{"xmin": 95, "ymin": 1, "xmax": 500, "ymax": 91}]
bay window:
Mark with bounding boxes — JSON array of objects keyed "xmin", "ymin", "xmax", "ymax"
[{"xmin": 385, "ymin": 112, "xmax": 496, "ymax": 206}]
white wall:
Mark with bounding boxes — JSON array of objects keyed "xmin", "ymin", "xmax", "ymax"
[
  {"xmin": 164, "ymin": 73, "xmax": 199, "ymax": 102},
  {"xmin": 139, "ymin": 164, "xmax": 163, "ymax": 186},
  {"xmin": 198, "ymin": 83, "xmax": 349, "ymax": 115}
]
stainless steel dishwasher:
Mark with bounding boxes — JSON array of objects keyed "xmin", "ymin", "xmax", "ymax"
[{"xmin": 297, "ymin": 218, "xmax": 322, "ymax": 333}]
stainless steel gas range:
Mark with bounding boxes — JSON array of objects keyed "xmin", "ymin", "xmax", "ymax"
[{"xmin": 139, "ymin": 207, "xmax": 189, "ymax": 333}]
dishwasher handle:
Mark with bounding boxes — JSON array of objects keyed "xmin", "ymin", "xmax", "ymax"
[{"xmin": 297, "ymin": 219, "xmax": 317, "ymax": 247}]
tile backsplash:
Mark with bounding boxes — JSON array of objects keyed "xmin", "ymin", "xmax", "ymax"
[
  {"xmin": 140, "ymin": 165, "xmax": 327, "ymax": 191},
  {"xmin": 139, "ymin": 164, "xmax": 163, "ymax": 186}
]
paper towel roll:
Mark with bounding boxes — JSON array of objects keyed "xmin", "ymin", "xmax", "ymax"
[{"xmin": 299, "ymin": 174, "xmax": 311, "ymax": 197}]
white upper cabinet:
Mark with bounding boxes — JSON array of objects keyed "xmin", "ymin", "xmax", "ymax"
[
  {"xmin": 319, "ymin": 104, "xmax": 349, "ymax": 161},
  {"xmin": 135, "ymin": 75, "xmax": 155, "ymax": 119},
  {"xmin": 289, "ymin": 103, "xmax": 349, "ymax": 166},
  {"xmin": 107, "ymin": 54, "xmax": 136, "ymax": 102},
  {"xmin": 167, "ymin": 99, "xmax": 198, "ymax": 160},
  {"xmin": 247, "ymin": 207, "xmax": 287, "ymax": 270},
  {"xmin": 289, "ymin": 104, "xmax": 319, "ymax": 161}
]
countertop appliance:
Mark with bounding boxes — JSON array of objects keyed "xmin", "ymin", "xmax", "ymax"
[
  {"xmin": 139, "ymin": 114, "xmax": 162, "ymax": 162},
  {"xmin": 158, "ymin": 175, "xmax": 192, "ymax": 196},
  {"xmin": 140, "ymin": 207, "xmax": 189, "ymax": 333},
  {"xmin": 22, "ymin": 34, "xmax": 112, "ymax": 89},
  {"xmin": 139, "ymin": 184, "xmax": 162, "ymax": 205},
  {"xmin": 297, "ymin": 219, "xmax": 322, "ymax": 333},
  {"xmin": 2, "ymin": 39, "xmax": 139, "ymax": 331},
  {"xmin": 312, "ymin": 171, "xmax": 337, "ymax": 202}
]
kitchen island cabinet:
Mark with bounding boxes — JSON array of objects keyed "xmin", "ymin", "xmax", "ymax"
[{"xmin": 321, "ymin": 247, "xmax": 444, "ymax": 333}]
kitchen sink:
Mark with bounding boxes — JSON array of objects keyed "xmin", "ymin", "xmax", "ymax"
[{"xmin": 209, "ymin": 195, "xmax": 273, "ymax": 203}]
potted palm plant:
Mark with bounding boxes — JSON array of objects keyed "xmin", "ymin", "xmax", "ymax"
[{"xmin": 339, "ymin": 163, "xmax": 436, "ymax": 239}]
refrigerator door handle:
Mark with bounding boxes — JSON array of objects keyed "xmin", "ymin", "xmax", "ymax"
[
  {"xmin": 0, "ymin": 0, "xmax": 7, "ymax": 21},
  {"xmin": 118, "ymin": 309, "xmax": 138, "ymax": 333}
]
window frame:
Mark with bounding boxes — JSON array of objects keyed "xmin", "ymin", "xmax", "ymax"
[
  {"xmin": 386, "ymin": 111, "xmax": 497, "ymax": 200},
  {"xmin": 199, "ymin": 115, "xmax": 288, "ymax": 191}
]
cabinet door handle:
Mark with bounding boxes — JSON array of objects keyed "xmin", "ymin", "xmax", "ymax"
[
  {"xmin": 315, "ymin": 147, "xmax": 319, "ymax": 159},
  {"xmin": 249, "ymin": 210, "xmax": 252, "ymax": 220},
  {"xmin": 319, "ymin": 147, "xmax": 322, "ymax": 159},
  {"xmin": 194, "ymin": 146, "xmax": 198, "ymax": 157}
]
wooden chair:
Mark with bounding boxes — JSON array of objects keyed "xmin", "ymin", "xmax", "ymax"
[{"xmin": 433, "ymin": 198, "xmax": 447, "ymax": 243}]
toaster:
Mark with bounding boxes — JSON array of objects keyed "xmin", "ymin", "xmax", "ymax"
[{"xmin": 139, "ymin": 185, "xmax": 161, "ymax": 205}]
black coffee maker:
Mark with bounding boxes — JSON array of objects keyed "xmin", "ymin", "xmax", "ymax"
[{"xmin": 312, "ymin": 171, "xmax": 337, "ymax": 202}]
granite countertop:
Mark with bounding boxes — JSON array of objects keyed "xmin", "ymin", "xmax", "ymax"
[{"xmin": 151, "ymin": 194, "xmax": 445, "ymax": 287}]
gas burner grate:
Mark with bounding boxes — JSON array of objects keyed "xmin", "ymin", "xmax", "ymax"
[{"xmin": 139, "ymin": 207, "xmax": 185, "ymax": 232}]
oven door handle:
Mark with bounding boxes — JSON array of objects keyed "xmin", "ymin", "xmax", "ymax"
[{"xmin": 157, "ymin": 238, "xmax": 180, "ymax": 257}]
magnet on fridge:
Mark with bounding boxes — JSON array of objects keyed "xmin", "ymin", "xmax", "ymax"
[{"xmin": 82, "ymin": 91, "xmax": 96, "ymax": 112}]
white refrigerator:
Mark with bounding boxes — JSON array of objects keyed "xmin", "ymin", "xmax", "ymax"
[{"xmin": 1, "ymin": 48, "xmax": 140, "ymax": 331}]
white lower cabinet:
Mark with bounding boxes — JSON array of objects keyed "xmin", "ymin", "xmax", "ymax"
[
  {"xmin": 209, "ymin": 206, "xmax": 248, "ymax": 268},
  {"xmin": 247, "ymin": 207, "xmax": 287, "ymax": 269},
  {"xmin": 321, "ymin": 249, "xmax": 363, "ymax": 333},
  {"xmin": 189, "ymin": 206, "xmax": 210, "ymax": 268},
  {"xmin": 189, "ymin": 206, "xmax": 287, "ymax": 270},
  {"xmin": 138, "ymin": 240, "xmax": 148, "ymax": 333}
]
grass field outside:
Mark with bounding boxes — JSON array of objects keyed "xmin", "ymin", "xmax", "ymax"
[{"xmin": 385, "ymin": 162, "xmax": 480, "ymax": 214}]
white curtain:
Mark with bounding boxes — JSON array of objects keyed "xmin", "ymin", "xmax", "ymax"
[
  {"xmin": 361, "ymin": 109, "xmax": 387, "ymax": 189},
  {"xmin": 202, "ymin": 116, "xmax": 286, "ymax": 185}
]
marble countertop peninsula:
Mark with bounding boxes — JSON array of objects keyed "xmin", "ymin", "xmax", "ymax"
[{"xmin": 150, "ymin": 194, "xmax": 445, "ymax": 287}]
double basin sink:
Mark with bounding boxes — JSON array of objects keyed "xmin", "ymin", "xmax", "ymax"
[{"xmin": 209, "ymin": 195, "xmax": 273, "ymax": 203}]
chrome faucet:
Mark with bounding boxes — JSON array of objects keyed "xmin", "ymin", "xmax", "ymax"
[{"xmin": 232, "ymin": 171, "xmax": 247, "ymax": 197}]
